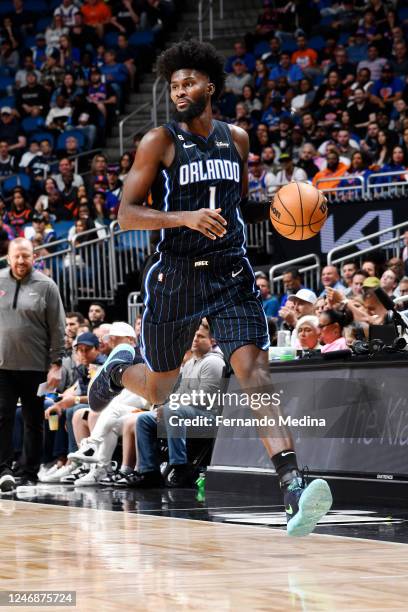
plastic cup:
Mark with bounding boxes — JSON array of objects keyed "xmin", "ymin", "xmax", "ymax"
[{"xmin": 48, "ymin": 414, "xmax": 59, "ymax": 431}]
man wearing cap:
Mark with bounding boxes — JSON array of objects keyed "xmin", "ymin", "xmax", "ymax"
[
  {"xmin": 66, "ymin": 322, "xmax": 146, "ymax": 484},
  {"xmin": 224, "ymin": 59, "xmax": 253, "ymax": 97},
  {"xmin": 371, "ymin": 64, "xmax": 404, "ymax": 110},
  {"xmin": 105, "ymin": 166, "xmax": 123, "ymax": 218},
  {"xmin": 42, "ymin": 331, "xmax": 105, "ymax": 482},
  {"xmin": 270, "ymin": 152, "xmax": 307, "ymax": 193},
  {"xmin": 225, "ymin": 41, "xmax": 255, "ymax": 74},
  {"xmin": 0, "ymin": 238, "xmax": 65, "ymax": 492},
  {"xmin": 86, "ymin": 67, "xmax": 117, "ymax": 122},
  {"xmin": 281, "ymin": 289, "xmax": 317, "ymax": 344},
  {"xmin": 24, "ymin": 213, "xmax": 56, "ymax": 244},
  {"xmin": 32, "ymin": 33, "xmax": 48, "ymax": 70},
  {"xmin": 0, "ymin": 107, "xmax": 26, "ymax": 153}
]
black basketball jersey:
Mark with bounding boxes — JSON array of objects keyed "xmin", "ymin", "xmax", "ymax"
[{"xmin": 150, "ymin": 119, "xmax": 245, "ymax": 259}]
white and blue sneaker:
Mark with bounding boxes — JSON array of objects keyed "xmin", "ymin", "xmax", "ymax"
[
  {"xmin": 88, "ymin": 343, "xmax": 135, "ymax": 412},
  {"xmin": 284, "ymin": 474, "xmax": 332, "ymax": 537}
]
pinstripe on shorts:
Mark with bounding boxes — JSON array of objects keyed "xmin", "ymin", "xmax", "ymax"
[{"xmin": 140, "ymin": 253, "xmax": 270, "ymax": 372}]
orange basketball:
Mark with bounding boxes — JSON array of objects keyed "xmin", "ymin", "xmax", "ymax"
[{"xmin": 270, "ymin": 182, "xmax": 328, "ymax": 240}]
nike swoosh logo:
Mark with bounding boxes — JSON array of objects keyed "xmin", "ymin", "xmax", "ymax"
[
  {"xmin": 281, "ymin": 451, "xmax": 295, "ymax": 457},
  {"xmin": 285, "ymin": 505, "xmax": 294, "ymax": 515},
  {"xmin": 183, "ymin": 143, "xmax": 196, "ymax": 148},
  {"xmin": 232, "ymin": 267, "xmax": 243, "ymax": 278}
]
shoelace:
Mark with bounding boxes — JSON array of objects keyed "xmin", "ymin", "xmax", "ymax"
[{"xmin": 300, "ymin": 465, "xmax": 310, "ymax": 488}]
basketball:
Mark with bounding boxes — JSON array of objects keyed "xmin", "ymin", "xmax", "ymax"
[{"xmin": 270, "ymin": 182, "xmax": 328, "ymax": 240}]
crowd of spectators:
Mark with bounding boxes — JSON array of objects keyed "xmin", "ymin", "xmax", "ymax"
[
  {"xmin": 9, "ymin": 305, "xmax": 225, "ymax": 490},
  {"xmin": 218, "ymin": 0, "xmax": 408, "ymax": 202},
  {"xmin": 0, "ymin": 0, "xmax": 178, "ymax": 254},
  {"xmin": 255, "ymin": 233, "xmax": 408, "ymax": 353}
]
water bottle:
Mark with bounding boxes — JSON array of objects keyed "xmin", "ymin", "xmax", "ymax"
[
  {"xmin": 277, "ymin": 330, "xmax": 291, "ymax": 347},
  {"xmin": 195, "ymin": 471, "xmax": 206, "ymax": 502}
]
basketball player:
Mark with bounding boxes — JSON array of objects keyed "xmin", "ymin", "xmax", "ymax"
[{"xmin": 89, "ymin": 41, "xmax": 332, "ymax": 536}]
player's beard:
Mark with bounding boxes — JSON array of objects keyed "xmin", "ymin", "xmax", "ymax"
[{"xmin": 173, "ymin": 94, "xmax": 208, "ymax": 122}]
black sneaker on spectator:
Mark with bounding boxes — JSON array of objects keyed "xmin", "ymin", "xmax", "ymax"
[
  {"xmin": 166, "ymin": 464, "xmax": 195, "ymax": 488},
  {"xmin": 98, "ymin": 463, "xmax": 124, "ymax": 486},
  {"xmin": 115, "ymin": 470, "xmax": 164, "ymax": 489},
  {"xmin": 0, "ymin": 470, "xmax": 16, "ymax": 493}
]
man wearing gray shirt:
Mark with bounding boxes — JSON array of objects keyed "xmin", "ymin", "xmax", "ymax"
[
  {"xmin": 0, "ymin": 238, "xmax": 65, "ymax": 491},
  {"xmin": 131, "ymin": 319, "xmax": 226, "ymax": 488}
]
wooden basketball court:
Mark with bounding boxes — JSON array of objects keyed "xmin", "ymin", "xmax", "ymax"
[{"xmin": 1, "ymin": 498, "xmax": 408, "ymax": 611}]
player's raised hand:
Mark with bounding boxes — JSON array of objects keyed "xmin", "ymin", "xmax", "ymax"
[{"xmin": 183, "ymin": 208, "xmax": 227, "ymax": 240}]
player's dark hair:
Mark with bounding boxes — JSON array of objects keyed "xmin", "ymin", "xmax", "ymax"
[{"xmin": 157, "ymin": 40, "xmax": 226, "ymax": 99}]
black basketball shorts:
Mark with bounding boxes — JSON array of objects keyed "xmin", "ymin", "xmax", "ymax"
[{"xmin": 139, "ymin": 252, "xmax": 270, "ymax": 372}]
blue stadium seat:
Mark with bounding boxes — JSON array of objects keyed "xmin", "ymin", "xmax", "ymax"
[
  {"xmin": 338, "ymin": 32, "xmax": 351, "ymax": 46},
  {"xmin": 104, "ymin": 32, "xmax": 119, "ymax": 48},
  {"xmin": 22, "ymin": 116, "xmax": 45, "ymax": 134},
  {"xmin": 25, "ymin": 35, "xmax": 37, "ymax": 49},
  {"xmin": 0, "ymin": 76, "xmax": 14, "ymax": 94},
  {"xmin": 30, "ymin": 131, "xmax": 54, "ymax": 146},
  {"xmin": 36, "ymin": 16, "xmax": 53, "ymax": 33},
  {"xmin": 254, "ymin": 41, "xmax": 270, "ymax": 58},
  {"xmin": 281, "ymin": 39, "xmax": 297, "ymax": 53},
  {"xmin": 313, "ymin": 73, "xmax": 326, "ymax": 87},
  {"xmin": 56, "ymin": 130, "xmax": 85, "ymax": 151},
  {"xmin": 320, "ymin": 15, "xmax": 335, "ymax": 26},
  {"xmin": 24, "ymin": 0, "xmax": 48, "ymax": 14},
  {"xmin": 0, "ymin": 2, "xmax": 13, "ymax": 16},
  {"xmin": 397, "ymin": 7, "xmax": 408, "ymax": 21},
  {"xmin": 0, "ymin": 67, "xmax": 13, "ymax": 78},
  {"xmin": 309, "ymin": 36, "xmax": 325, "ymax": 51},
  {"xmin": 0, "ymin": 95, "xmax": 16, "ymax": 108},
  {"xmin": 128, "ymin": 31, "xmax": 155, "ymax": 47},
  {"xmin": 2, "ymin": 174, "xmax": 31, "ymax": 194}
]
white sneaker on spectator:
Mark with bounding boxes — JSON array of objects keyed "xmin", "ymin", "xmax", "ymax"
[
  {"xmin": 41, "ymin": 463, "xmax": 77, "ymax": 483},
  {"xmin": 61, "ymin": 464, "xmax": 89, "ymax": 484},
  {"xmin": 38, "ymin": 463, "xmax": 59, "ymax": 482},
  {"xmin": 74, "ymin": 464, "xmax": 110, "ymax": 487},
  {"xmin": 67, "ymin": 438, "xmax": 99, "ymax": 464}
]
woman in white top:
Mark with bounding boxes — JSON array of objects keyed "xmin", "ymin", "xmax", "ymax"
[{"xmin": 45, "ymin": 15, "xmax": 68, "ymax": 54}]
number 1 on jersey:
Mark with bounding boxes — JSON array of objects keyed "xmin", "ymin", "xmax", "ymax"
[{"xmin": 209, "ymin": 186, "xmax": 217, "ymax": 210}]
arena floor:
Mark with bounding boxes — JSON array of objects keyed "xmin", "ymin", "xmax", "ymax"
[{"xmin": 1, "ymin": 486, "xmax": 408, "ymax": 610}]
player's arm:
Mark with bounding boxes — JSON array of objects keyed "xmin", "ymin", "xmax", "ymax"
[
  {"xmin": 119, "ymin": 128, "xmax": 227, "ymax": 240},
  {"xmin": 229, "ymin": 124, "xmax": 270, "ymax": 224}
]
